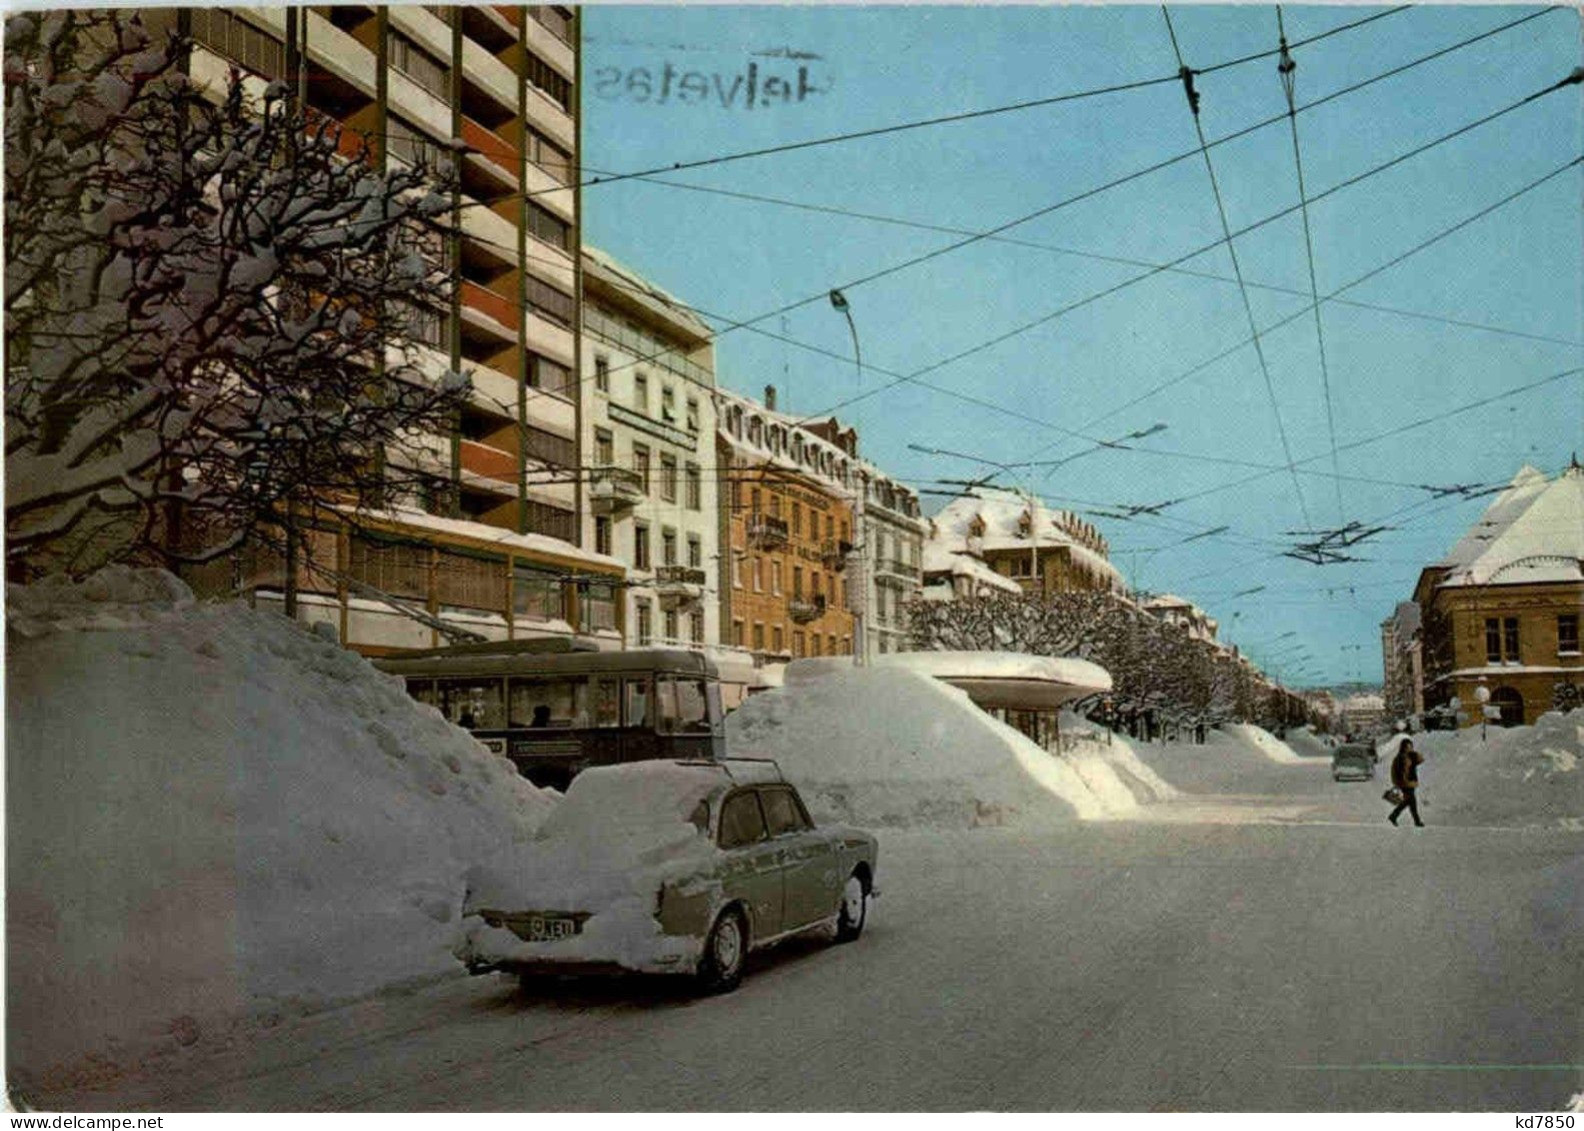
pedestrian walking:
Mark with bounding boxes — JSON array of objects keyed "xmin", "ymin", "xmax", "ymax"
[{"xmin": 1387, "ymin": 737, "xmax": 1424, "ymax": 827}]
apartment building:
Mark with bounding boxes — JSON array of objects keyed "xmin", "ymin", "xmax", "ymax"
[
  {"xmin": 716, "ymin": 388, "xmax": 857, "ymax": 669},
  {"xmin": 1410, "ymin": 462, "xmax": 1583, "ymax": 727},
  {"xmin": 1380, "ymin": 600, "xmax": 1424, "ymax": 722},
  {"xmin": 161, "ymin": 6, "xmax": 627, "ymax": 652},
  {"xmin": 924, "ymin": 487, "xmax": 1127, "ymax": 598},
  {"xmin": 580, "ymin": 247, "xmax": 721, "ymax": 653}
]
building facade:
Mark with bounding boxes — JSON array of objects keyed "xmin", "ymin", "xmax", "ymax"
[
  {"xmin": 1411, "ymin": 463, "xmax": 1583, "ymax": 727},
  {"xmin": 579, "ymin": 247, "xmax": 721, "ymax": 652},
  {"xmin": 715, "ymin": 389, "xmax": 858, "ymax": 669},
  {"xmin": 1380, "ymin": 600, "xmax": 1424, "ymax": 722},
  {"xmin": 923, "ymin": 488, "xmax": 1127, "ymax": 599},
  {"xmin": 154, "ymin": 6, "xmax": 626, "ymax": 652}
]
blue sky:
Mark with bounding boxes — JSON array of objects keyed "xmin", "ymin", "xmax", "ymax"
[{"xmin": 579, "ymin": 5, "xmax": 1584, "ymax": 687}]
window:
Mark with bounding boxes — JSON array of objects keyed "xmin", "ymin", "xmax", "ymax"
[
  {"xmin": 527, "ymin": 202, "xmax": 571, "ymax": 252},
  {"xmin": 632, "ymin": 444, "xmax": 651, "ymax": 494},
  {"xmin": 659, "ymin": 454, "xmax": 678, "ymax": 502},
  {"xmin": 190, "ymin": 8, "xmax": 283, "ymax": 78},
  {"xmin": 525, "ymin": 274, "xmax": 574, "ymax": 327},
  {"xmin": 525, "ymin": 51, "xmax": 572, "ymax": 110},
  {"xmin": 384, "ymin": 115, "xmax": 444, "ymax": 168},
  {"xmin": 690, "ymin": 611, "xmax": 705, "ymax": 645},
  {"xmin": 1504, "ymin": 617, "xmax": 1520, "ymax": 662},
  {"xmin": 657, "ymin": 678, "xmax": 710, "ymax": 734},
  {"xmin": 625, "ymin": 676, "xmax": 652, "ymax": 725},
  {"xmin": 586, "ymin": 676, "xmax": 620, "ymax": 727},
  {"xmin": 733, "ymin": 619, "xmax": 745, "ymax": 647},
  {"xmin": 826, "ymin": 514, "xmax": 835, "ymax": 540},
  {"xmin": 772, "ymin": 559, "xmax": 782, "ymax": 595},
  {"xmin": 522, "ymin": 499, "xmax": 575, "ymax": 542},
  {"xmin": 635, "ymin": 601, "xmax": 653, "ymax": 646},
  {"xmin": 663, "ymin": 607, "xmax": 679, "ymax": 641},
  {"xmin": 753, "ymin": 558, "xmax": 764, "ymax": 592},
  {"xmin": 436, "ymin": 677, "xmax": 504, "ymax": 729},
  {"xmin": 594, "ymin": 516, "xmax": 611, "ymax": 557},
  {"xmin": 752, "ymin": 622, "xmax": 765, "ymax": 651},
  {"xmin": 686, "ymin": 397, "xmax": 700, "ymax": 432},
  {"xmin": 529, "ymin": 355, "xmax": 573, "ymax": 397},
  {"xmin": 750, "ymin": 488, "xmax": 762, "ymax": 516},
  {"xmin": 582, "ymin": 581, "xmax": 617, "ymax": 633},
  {"xmin": 661, "ymin": 527, "xmax": 677, "ymax": 566},
  {"xmin": 389, "ymin": 31, "xmax": 449, "ymax": 101},
  {"xmin": 687, "ymin": 534, "xmax": 702, "ymax": 569},
  {"xmin": 770, "ymin": 495, "xmax": 782, "ymax": 518},
  {"xmin": 529, "ymin": 5, "xmax": 574, "ymax": 43},
  {"xmin": 792, "ymin": 566, "xmax": 803, "ymax": 600},
  {"xmin": 719, "ymin": 791, "xmax": 767, "ymax": 849},
  {"xmin": 760, "ymin": 787, "xmax": 811, "ymax": 836},
  {"xmin": 793, "ymin": 631, "xmax": 805, "ymax": 658},
  {"xmin": 513, "ymin": 566, "xmax": 561, "ymax": 622},
  {"xmin": 792, "ymin": 504, "xmax": 801, "ymax": 537},
  {"xmin": 526, "ymin": 126, "xmax": 572, "ymax": 185},
  {"xmin": 633, "ymin": 373, "xmax": 649, "ymax": 413},
  {"xmin": 523, "ymin": 424, "xmax": 575, "ymax": 468},
  {"xmin": 594, "ymin": 428, "xmax": 613, "ymax": 467},
  {"xmin": 661, "ymin": 386, "xmax": 677, "ymax": 424},
  {"xmin": 732, "ymin": 554, "xmax": 743, "ymax": 589},
  {"xmin": 685, "ymin": 463, "xmax": 702, "ymax": 511},
  {"xmin": 772, "ymin": 626, "xmax": 784, "ymax": 654},
  {"xmin": 634, "ymin": 523, "xmax": 650, "ymax": 570},
  {"xmin": 593, "ymin": 355, "xmax": 610, "ymax": 392},
  {"xmin": 810, "ymin": 634, "xmax": 822, "ymax": 657},
  {"xmin": 508, "ymin": 677, "xmax": 584, "ymax": 729},
  {"xmin": 1560, "ymin": 614, "xmax": 1581, "ymax": 655}
]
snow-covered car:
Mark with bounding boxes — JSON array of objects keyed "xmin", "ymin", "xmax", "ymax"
[
  {"xmin": 456, "ymin": 759, "xmax": 878, "ymax": 993},
  {"xmin": 1331, "ymin": 744, "xmax": 1375, "ymax": 782}
]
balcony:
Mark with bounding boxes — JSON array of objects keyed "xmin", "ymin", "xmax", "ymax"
[
  {"xmin": 821, "ymin": 539, "xmax": 854, "ymax": 572},
  {"xmin": 588, "ymin": 466, "xmax": 645, "ymax": 514},
  {"xmin": 459, "ymin": 439, "xmax": 516, "ymax": 488},
  {"xmin": 654, "ymin": 565, "xmax": 708, "ymax": 609},
  {"xmin": 461, "ymin": 115, "xmax": 520, "ymax": 185},
  {"xmin": 875, "ymin": 557, "xmax": 918, "ymax": 585},
  {"xmin": 789, "ymin": 594, "xmax": 826, "ymax": 624},
  {"xmin": 460, "ymin": 281, "xmax": 519, "ymax": 343},
  {"xmin": 746, "ymin": 514, "xmax": 789, "ymax": 550}
]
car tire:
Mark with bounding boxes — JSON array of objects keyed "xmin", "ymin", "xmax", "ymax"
[
  {"xmin": 697, "ymin": 908, "xmax": 747, "ymax": 994},
  {"xmin": 834, "ymin": 873, "xmax": 867, "ymax": 944}
]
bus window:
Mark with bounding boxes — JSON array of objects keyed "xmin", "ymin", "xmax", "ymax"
[
  {"xmin": 658, "ymin": 678, "xmax": 712, "ymax": 734},
  {"xmin": 508, "ymin": 677, "xmax": 586, "ymax": 729},
  {"xmin": 437, "ymin": 678, "xmax": 505, "ymax": 729},
  {"xmin": 589, "ymin": 677, "xmax": 621, "ymax": 728},
  {"xmin": 624, "ymin": 678, "xmax": 652, "ymax": 728}
]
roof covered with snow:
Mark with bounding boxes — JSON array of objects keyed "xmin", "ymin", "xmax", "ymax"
[
  {"xmin": 927, "ymin": 488, "xmax": 1123, "ymax": 590},
  {"xmin": 921, "ymin": 542, "xmax": 1024, "ymax": 594},
  {"xmin": 340, "ymin": 505, "xmax": 628, "ymax": 573},
  {"xmin": 1437, "ymin": 464, "xmax": 1584, "ymax": 587}
]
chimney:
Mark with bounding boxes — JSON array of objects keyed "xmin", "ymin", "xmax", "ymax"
[{"xmin": 764, "ymin": 384, "xmax": 776, "ymax": 411}]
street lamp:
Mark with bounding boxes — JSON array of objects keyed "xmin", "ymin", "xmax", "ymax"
[{"xmin": 830, "ymin": 289, "xmax": 865, "ymax": 667}]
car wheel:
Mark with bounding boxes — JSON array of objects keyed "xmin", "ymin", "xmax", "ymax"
[
  {"xmin": 834, "ymin": 873, "xmax": 867, "ymax": 943},
  {"xmin": 698, "ymin": 908, "xmax": 747, "ymax": 994}
]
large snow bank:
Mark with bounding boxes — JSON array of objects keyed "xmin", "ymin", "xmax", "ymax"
[
  {"xmin": 6, "ymin": 568, "xmax": 553, "ymax": 1088},
  {"xmin": 1386, "ymin": 714, "xmax": 1583, "ymax": 829},
  {"xmin": 1282, "ymin": 727, "xmax": 1334, "ymax": 759},
  {"xmin": 1220, "ymin": 722, "xmax": 1311, "ymax": 764},
  {"xmin": 727, "ymin": 667, "xmax": 1140, "ymax": 827}
]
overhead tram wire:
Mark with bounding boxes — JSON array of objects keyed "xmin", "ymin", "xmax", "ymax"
[
  {"xmin": 581, "ymin": 8, "xmax": 1556, "ymax": 391},
  {"xmin": 1163, "ymin": 4, "xmax": 1312, "ymax": 531},
  {"xmin": 1277, "ymin": 5, "xmax": 1346, "ymax": 525},
  {"xmin": 461, "ymin": 154, "xmax": 1581, "ymax": 507},
  {"xmin": 476, "ymin": 5, "xmax": 1416, "ymax": 206},
  {"xmin": 1018, "ymin": 154, "xmax": 1584, "ymax": 479}
]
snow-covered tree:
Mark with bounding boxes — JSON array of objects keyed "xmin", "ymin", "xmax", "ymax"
[{"xmin": 5, "ymin": 11, "xmax": 468, "ymax": 578}]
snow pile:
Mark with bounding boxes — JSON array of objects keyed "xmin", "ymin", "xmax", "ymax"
[
  {"xmin": 727, "ymin": 667, "xmax": 1141, "ymax": 827},
  {"xmin": 6, "ymin": 569, "xmax": 554, "ymax": 1087},
  {"xmin": 1394, "ymin": 713, "xmax": 1583, "ymax": 829},
  {"xmin": 1282, "ymin": 727, "xmax": 1334, "ymax": 759},
  {"xmin": 1220, "ymin": 722, "xmax": 1310, "ymax": 764},
  {"xmin": 1057, "ymin": 714, "xmax": 1180, "ymax": 805}
]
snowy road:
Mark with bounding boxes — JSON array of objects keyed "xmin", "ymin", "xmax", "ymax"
[{"xmin": 39, "ymin": 792, "xmax": 1582, "ymax": 1113}]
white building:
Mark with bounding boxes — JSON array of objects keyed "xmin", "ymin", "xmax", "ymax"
[{"xmin": 580, "ymin": 247, "xmax": 720, "ymax": 653}]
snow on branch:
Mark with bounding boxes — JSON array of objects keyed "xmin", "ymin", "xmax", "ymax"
[{"xmin": 6, "ymin": 11, "xmax": 469, "ymax": 577}]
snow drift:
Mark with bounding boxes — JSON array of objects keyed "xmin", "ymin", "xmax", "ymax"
[
  {"xmin": 726, "ymin": 666, "xmax": 1162, "ymax": 828},
  {"xmin": 6, "ymin": 568, "xmax": 553, "ymax": 1088}
]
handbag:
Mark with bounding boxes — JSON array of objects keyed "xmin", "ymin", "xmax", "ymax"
[{"xmin": 1383, "ymin": 787, "xmax": 1404, "ymax": 805}]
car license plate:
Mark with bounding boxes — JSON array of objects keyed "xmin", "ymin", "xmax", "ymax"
[{"xmin": 525, "ymin": 916, "xmax": 577, "ymax": 942}]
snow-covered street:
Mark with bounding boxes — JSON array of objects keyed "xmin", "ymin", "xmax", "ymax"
[{"xmin": 25, "ymin": 811, "xmax": 1582, "ymax": 1112}]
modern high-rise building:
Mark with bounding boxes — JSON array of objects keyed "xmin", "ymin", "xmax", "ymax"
[{"xmin": 157, "ymin": 6, "xmax": 627, "ymax": 653}]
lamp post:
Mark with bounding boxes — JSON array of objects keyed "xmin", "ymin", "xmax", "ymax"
[
  {"xmin": 1475, "ymin": 678, "xmax": 1491, "ymax": 741},
  {"xmin": 829, "ymin": 289, "xmax": 865, "ymax": 666}
]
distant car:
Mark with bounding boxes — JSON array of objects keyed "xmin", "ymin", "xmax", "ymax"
[
  {"xmin": 1331, "ymin": 744, "xmax": 1375, "ymax": 782},
  {"xmin": 456, "ymin": 759, "xmax": 879, "ymax": 993}
]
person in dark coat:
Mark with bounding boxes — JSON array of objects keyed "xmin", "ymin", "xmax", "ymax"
[{"xmin": 1388, "ymin": 737, "xmax": 1425, "ymax": 826}]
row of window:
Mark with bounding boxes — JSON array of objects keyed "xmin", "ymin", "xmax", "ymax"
[
  {"xmin": 634, "ymin": 601, "xmax": 706, "ymax": 647},
  {"xmin": 730, "ymin": 620, "xmax": 851, "ymax": 659},
  {"xmin": 732, "ymin": 556, "xmax": 842, "ymax": 608},
  {"xmin": 592, "ymin": 428, "xmax": 704, "ymax": 508},
  {"xmin": 735, "ymin": 485, "xmax": 849, "ymax": 544},
  {"xmin": 628, "ymin": 523, "xmax": 705, "ymax": 572},
  {"xmin": 594, "ymin": 359, "xmax": 704, "ymax": 433},
  {"xmin": 1485, "ymin": 614, "xmax": 1580, "ymax": 662},
  {"xmin": 414, "ymin": 673, "xmax": 704, "ymax": 735}
]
